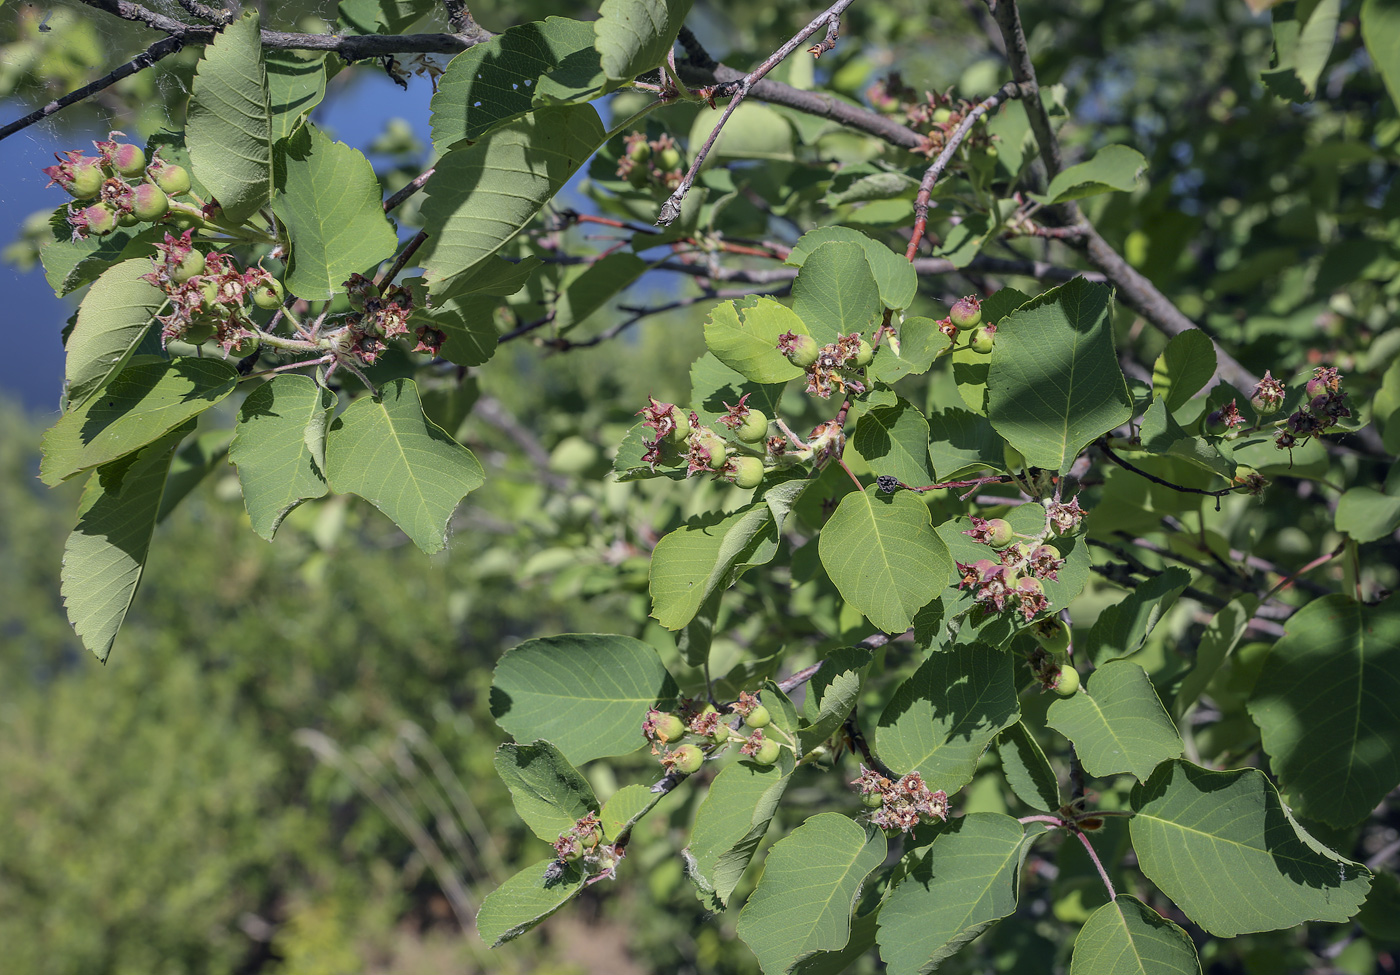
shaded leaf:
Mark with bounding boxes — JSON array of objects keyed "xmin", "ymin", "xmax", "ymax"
[
  {"xmin": 229, "ymin": 375, "xmax": 334, "ymax": 540},
  {"xmin": 1151, "ymin": 330, "xmax": 1217, "ymax": 415},
  {"xmin": 650, "ymin": 503, "xmax": 781, "ymax": 630},
  {"xmin": 852, "ymin": 399, "xmax": 933, "ymax": 487},
  {"xmin": 1080, "ymin": 567, "xmax": 1192, "ymax": 665},
  {"xmin": 799, "ymin": 647, "xmax": 874, "ymax": 751},
  {"xmin": 684, "ymin": 750, "xmax": 795, "ymax": 911},
  {"xmin": 266, "ymin": 50, "xmax": 327, "ymax": 142},
  {"xmin": 476, "ymin": 859, "xmax": 586, "ymax": 946},
  {"xmin": 1047, "ymin": 660, "xmax": 1183, "ymax": 781},
  {"xmin": 998, "ymin": 722, "xmax": 1060, "ymax": 812},
  {"xmin": 1364, "ymin": 0, "xmax": 1400, "ymax": 114},
  {"xmin": 494, "ymin": 741, "xmax": 599, "ymax": 843},
  {"xmin": 1034, "ymin": 145, "xmax": 1148, "ymax": 205},
  {"xmin": 1069, "ymin": 896, "xmax": 1202, "ymax": 975},
  {"xmin": 594, "ymin": 0, "xmax": 695, "ymax": 81},
  {"xmin": 62, "ymin": 258, "xmax": 168, "ymax": 408}
]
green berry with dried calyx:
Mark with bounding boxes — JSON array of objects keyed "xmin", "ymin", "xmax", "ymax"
[
  {"xmin": 985, "ymin": 518, "xmax": 1014, "ymax": 549},
  {"xmin": 171, "ymin": 248, "xmax": 206, "ymax": 284},
  {"xmin": 131, "ymin": 183, "xmax": 169, "ymax": 222},
  {"xmin": 658, "ymin": 146, "xmax": 683, "ymax": 172},
  {"xmin": 229, "ymin": 332, "xmax": 261, "ymax": 358},
  {"xmin": 779, "ymin": 332, "xmax": 820, "ymax": 368},
  {"xmin": 853, "ymin": 339, "xmax": 873, "ymax": 368},
  {"xmin": 652, "ymin": 712, "xmax": 686, "ymax": 743},
  {"xmin": 861, "ymin": 791, "xmax": 885, "ymax": 808},
  {"xmin": 1051, "ymin": 665, "xmax": 1080, "ymax": 698},
  {"xmin": 744, "ymin": 705, "xmax": 771, "ymax": 730},
  {"xmin": 1031, "ymin": 617, "xmax": 1071, "ymax": 654},
  {"xmin": 252, "ymin": 276, "xmax": 285, "ymax": 311},
  {"xmin": 182, "ymin": 320, "xmax": 216, "ymax": 346},
  {"xmin": 627, "ymin": 139, "xmax": 652, "ymax": 164},
  {"xmin": 669, "ymin": 410, "xmax": 692, "ymax": 443},
  {"xmin": 671, "ymin": 744, "xmax": 704, "ymax": 774},
  {"xmin": 730, "ymin": 455, "xmax": 766, "ymax": 489},
  {"xmin": 736, "ymin": 410, "xmax": 769, "ymax": 444},
  {"xmin": 752, "ymin": 738, "xmax": 782, "ymax": 765},
  {"xmin": 694, "ymin": 429, "xmax": 728, "ymax": 470},
  {"xmin": 147, "ymin": 157, "xmax": 192, "ymax": 196},
  {"xmin": 969, "ymin": 326, "xmax": 995, "ymax": 354}
]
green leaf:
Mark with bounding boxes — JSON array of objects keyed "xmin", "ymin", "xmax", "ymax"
[
  {"xmin": 187, "ymin": 10, "xmax": 272, "ymax": 224},
  {"xmin": 790, "ymin": 910, "xmax": 880, "ymax": 975},
  {"xmin": 476, "ymin": 858, "xmax": 586, "ymax": 947},
  {"xmin": 1364, "ymin": 0, "xmax": 1400, "ymax": 114},
  {"xmin": 40, "ymin": 358, "xmax": 239, "ymax": 486},
  {"xmin": 1046, "ymin": 660, "xmax": 1183, "ymax": 781},
  {"xmin": 689, "ymin": 352, "xmax": 788, "ymax": 432},
  {"xmin": 1246, "ymin": 594, "xmax": 1400, "ymax": 827},
  {"xmin": 869, "ymin": 317, "xmax": 946, "ymax": 384},
  {"xmin": 684, "ymin": 751, "xmax": 795, "ymax": 911},
  {"xmin": 229, "ymin": 376, "xmax": 333, "ymax": 540},
  {"xmin": 987, "ymin": 278, "xmax": 1134, "ymax": 473},
  {"xmin": 337, "ymin": 0, "xmax": 435, "ymax": 35},
  {"xmin": 157, "ymin": 429, "xmax": 233, "ymax": 523},
  {"xmin": 1174, "ymin": 595, "xmax": 1256, "ymax": 717},
  {"xmin": 704, "ymin": 296, "xmax": 808, "ymax": 384},
  {"xmin": 875, "ymin": 645, "xmax": 1020, "ymax": 792},
  {"xmin": 818, "ymin": 487, "xmax": 952, "ymax": 634},
  {"xmin": 60, "ymin": 424, "xmax": 190, "ymax": 663},
  {"xmin": 1033, "ymin": 145, "xmax": 1148, "ymax": 205},
  {"xmin": 997, "ymin": 722, "xmax": 1060, "ymax": 812},
  {"xmin": 1069, "ymin": 896, "xmax": 1202, "ymax": 975},
  {"xmin": 1263, "ymin": 0, "xmax": 1341, "ymax": 102},
  {"xmin": 553, "ymin": 252, "xmax": 648, "ymax": 334},
  {"xmin": 271, "ymin": 123, "xmax": 398, "ymax": 300},
  {"xmin": 490, "ymin": 633, "xmax": 680, "ymax": 765},
  {"xmin": 494, "ymin": 741, "xmax": 599, "ymax": 843},
  {"xmin": 1151, "ymin": 330, "xmax": 1217, "ymax": 415},
  {"xmin": 62, "ymin": 258, "xmax": 168, "ymax": 408},
  {"xmin": 1079, "ymin": 567, "xmax": 1192, "ymax": 665},
  {"xmin": 266, "ymin": 50, "xmax": 327, "ymax": 142},
  {"xmin": 650, "ymin": 503, "xmax": 782, "ymax": 630},
  {"xmin": 853, "ymin": 399, "xmax": 933, "ymax": 487},
  {"xmin": 430, "ymin": 18, "xmax": 604, "ymax": 153},
  {"xmin": 600, "ymin": 783, "xmax": 662, "ymax": 841},
  {"xmin": 736, "ymin": 814, "xmax": 887, "ymax": 975},
  {"xmin": 799, "ymin": 647, "xmax": 874, "ymax": 751},
  {"xmin": 409, "ymin": 288, "xmax": 501, "ymax": 368},
  {"xmin": 786, "ymin": 226, "xmax": 917, "ymax": 311},
  {"xmin": 594, "ymin": 0, "xmax": 695, "ymax": 81},
  {"xmin": 877, "ymin": 814, "xmax": 1045, "ymax": 975},
  {"xmin": 324, "ymin": 378, "xmax": 484, "ymax": 553},
  {"xmin": 40, "ymin": 209, "xmax": 166, "ymax": 298},
  {"xmin": 1335, "ymin": 481, "xmax": 1400, "ymax": 543},
  {"xmin": 688, "ymin": 103, "xmax": 797, "ymax": 163},
  {"xmin": 926, "ymin": 408, "xmax": 1004, "ymax": 480},
  {"xmin": 791, "ymin": 242, "xmax": 884, "ymax": 345},
  {"xmin": 420, "ymin": 105, "xmax": 606, "ymax": 291},
  {"xmin": 1130, "ymin": 760, "xmax": 1371, "ymax": 936}
]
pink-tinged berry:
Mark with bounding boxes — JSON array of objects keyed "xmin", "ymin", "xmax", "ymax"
[
  {"xmin": 778, "ymin": 331, "xmax": 820, "ymax": 368},
  {"xmin": 130, "ymin": 182, "xmax": 169, "ymax": 222},
  {"xmin": 969, "ymin": 326, "xmax": 995, "ymax": 354},
  {"xmin": 986, "ymin": 518, "xmax": 1014, "ymax": 549},
  {"xmin": 670, "ymin": 744, "xmax": 704, "ymax": 774},
  {"xmin": 1250, "ymin": 371, "xmax": 1285, "ymax": 416},
  {"xmin": 43, "ymin": 151, "xmax": 105, "ymax": 199},
  {"xmin": 74, "ymin": 203, "xmax": 118, "ymax": 237},
  {"xmin": 1051, "ymin": 665, "xmax": 1080, "ymax": 697},
  {"xmin": 96, "ymin": 132, "xmax": 146, "ymax": 178},
  {"xmin": 949, "ymin": 295, "xmax": 983, "ymax": 330}
]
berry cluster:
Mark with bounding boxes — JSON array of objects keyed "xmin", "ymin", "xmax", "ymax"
[
  {"xmin": 636, "ymin": 396, "xmax": 773, "ymax": 488},
  {"xmin": 955, "ymin": 517, "xmax": 1066, "ymax": 623},
  {"xmin": 643, "ymin": 691, "xmax": 787, "ymax": 775},
  {"xmin": 615, "ymin": 132, "xmax": 686, "ymax": 190},
  {"xmin": 777, "ymin": 330, "xmax": 872, "ymax": 399},
  {"xmin": 934, "ymin": 295, "xmax": 995, "ymax": 354},
  {"xmin": 851, "ymin": 765, "xmax": 949, "ymax": 834},
  {"xmin": 865, "ymin": 76, "xmax": 998, "ymax": 160},
  {"xmin": 1276, "ymin": 366, "xmax": 1351, "ymax": 451},
  {"xmin": 44, "ymin": 131, "xmax": 194, "ymax": 239},
  {"xmin": 340, "ymin": 272, "xmax": 440, "ymax": 362},
  {"xmin": 546, "ymin": 811, "xmax": 621, "ymax": 883},
  {"xmin": 142, "ymin": 230, "xmax": 280, "ymax": 353}
]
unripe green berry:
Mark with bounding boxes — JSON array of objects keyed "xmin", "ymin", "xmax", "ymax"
[
  {"xmin": 1031, "ymin": 617, "xmax": 1071, "ymax": 654},
  {"xmin": 229, "ymin": 332, "xmax": 261, "ymax": 358},
  {"xmin": 653, "ymin": 713, "xmax": 686, "ymax": 743},
  {"xmin": 853, "ymin": 339, "xmax": 873, "ymax": 368},
  {"xmin": 969, "ymin": 326, "xmax": 995, "ymax": 354},
  {"xmin": 1203, "ymin": 410, "xmax": 1229, "ymax": 437},
  {"xmin": 861, "ymin": 791, "xmax": 885, "ymax": 808},
  {"xmin": 950, "ymin": 296, "xmax": 982, "ymax": 330},
  {"xmin": 107, "ymin": 142, "xmax": 147, "ymax": 178},
  {"xmin": 672, "ymin": 744, "xmax": 704, "ymax": 774},
  {"xmin": 1052, "ymin": 665, "xmax": 1080, "ymax": 698},
  {"xmin": 781, "ymin": 333, "xmax": 820, "ymax": 368},
  {"xmin": 711, "ymin": 723, "xmax": 733, "ymax": 744},
  {"xmin": 150, "ymin": 162, "xmax": 192, "ymax": 196},
  {"xmin": 730, "ymin": 455, "xmax": 766, "ymax": 489},
  {"xmin": 736, "ymin": 410, "xmax": 769, "ymax": 444},
  {"xmin": 658, "ymin": 147, "xmax": 683, "ymax": 171},
  {"xmin": 744, "ymin": 705, "xmax": 771, "ymax": 730},
  {"xmin": 628, "ymin": 140, "xmax": 652, "ymax": 164},
  {"xmin": 695, "ymin": 430, "xmax": 728, "ymax": 470},
  {"xmin": 669, "ymin": 410, "xmax": 692, "ymax": 443},
  {"xmin": 628, "ymin": 164, "xmax": 651, "ymax": 189},
  {"xmin": 931, "ymin": 107, "xmax": 953, "ymax": 125},
  {"xmin": 183, "ymin": 320, "xmax": 216, "ymax": 346},
  {"xmin": 251, "ymin": 276, "xmax": 285, "ymax": 311},
  {"xmin": 752, "ymin": 738, "xmax": 782, "ymax": 765},
  {"xmin": 171, "ymin": 248, "xmax": 205, "ymax": 284}
]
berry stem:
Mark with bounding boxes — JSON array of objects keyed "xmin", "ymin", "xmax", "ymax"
[{"xmin": 1075, "ymin": 828, "xmax": 1117, "ymax": 901}]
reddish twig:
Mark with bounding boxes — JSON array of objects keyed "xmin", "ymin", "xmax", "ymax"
[
  {"xmin": 1261, "ymin": 543, "xmax": 1344, "ymax": 603},
  {"xmin": 657, "ymin": 0, "xmax": 859, "ymax": 225},
  {"xmin": 906, "ymin": 81, "xmax": 1020, "ymax": 260},
  {"xmin": 1075, "ymin": 829, "xmax": 1117, "ymax": 901}
]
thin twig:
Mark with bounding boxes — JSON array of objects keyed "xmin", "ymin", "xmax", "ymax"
[
  {"xmin": 1076, "ymin": 829, "xmax": 1117, "ymax": 901},
  {"xmin": 844, "ymin": 706, "xmax": 898, "ymax": 780},
  {"xmin": 173, "ymin": 0, "xmax": 231, "ymax": 24},
  {"xmin": 439, "ymin": 0, "xmax": 479, "ymax": 35},
  {"xmin": 906, "ymin": 81, "xmax": 1020, "ymax": 260},
  {"xmin": 1261, "ymin": 544, "xmax": 1344, "ymax": 603},
  {"xmin": 0, "ymin": 35, "xmax": 186, "ymax": 142},
  {"xmin": 657, "ymin": 0, "xmax": 859, "ymax": 225},
  {"xmin": 384, "ymin": 167, "xmax": 435, "ymax": 212},
  {"xmin": 1097, "ymin": 441, "xmax": 1234, "ymax": 500},
  {"xmin": 376, "ymin": 230, "xmax": 428, "ymax": 287}
]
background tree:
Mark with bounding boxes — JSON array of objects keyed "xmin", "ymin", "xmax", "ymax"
[{"xmin": 4, "ymin": 0, "xmax": 1400, "ymax": 973}]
